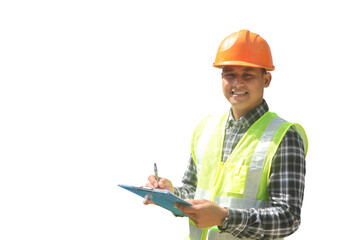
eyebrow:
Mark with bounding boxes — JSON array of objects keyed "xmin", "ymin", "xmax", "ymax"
[{"xmin": 222, "ymin": 68, "xmax": 234, "ymax": 73}]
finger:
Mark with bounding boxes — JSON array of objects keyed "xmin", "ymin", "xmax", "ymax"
[
  {"xmin": 147, "ymin": 175, "xmax": 159, "ymax": 188},
  {"xmin": 143, "ymin": 194, "xmax": 154, "ymax": 205},
  {"xmin": 158, "ymin": 178, "xmax": 175, "ymax": 193},
  {"xmin": 143, "ymin": 199, "xmax": 154, "ymax": 205},
  {"xmin": 145, "ymin": 182, "xmax": 154, "ymax": 188},
  {"xmin": 174, "ymin": 202, "xmax": 183, "ymax": 210},
  {"xmin": 143, "ymin": 199, "xmax": 153, "ymax": 205},
  {"xmin": 158, "ymin": 178, "xmax": 166, "ymax": 187},
  {"xmin": 158, "ymin": 178, "xmax": 169, "ymax": 188},
  {"xmin": 174, "ymin": 202, "xmax": 197, "ymax": 214},
  {"xmin": 187, "ymin": 199, "xmax": 206, "ymax": 205},
  {"xmin": 174, "ymin": 203, "xmax": 196, "ymax": 219},
  {"xmin": 188, "ymin": 215, "xmax": 199, "ymax": 224}
]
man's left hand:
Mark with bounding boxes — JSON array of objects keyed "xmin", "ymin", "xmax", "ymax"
[{"xmin": 174, "ymin": 199, "xmax": 228, "ymax": 229}]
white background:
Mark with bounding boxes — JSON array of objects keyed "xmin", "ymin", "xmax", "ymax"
[{"xmin": 1, "ymin": 0, "xmax": 359, "ymax": 239}]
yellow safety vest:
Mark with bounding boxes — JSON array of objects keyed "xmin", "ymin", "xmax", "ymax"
[{"xmin": 187, "ymin": 111, "xmax": 308, "ymax": 240}]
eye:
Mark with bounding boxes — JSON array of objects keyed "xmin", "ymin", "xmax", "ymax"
[
  {"xmin": 224, "ymin": 73, "xmax": 236, "ymax": 80},
  {"xmin": 243, "ymin": 73, "xmax": 254, "ymax": 79}
]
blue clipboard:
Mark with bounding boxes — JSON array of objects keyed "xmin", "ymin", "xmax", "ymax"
[{"xmin": 118, "ymin": 184, "xmax": 192, "ymax": 217}]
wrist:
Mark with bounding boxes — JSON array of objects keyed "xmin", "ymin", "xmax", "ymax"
[{"xmin": 218, "ymin": 207, "xmax": 230, "ymax": 230}]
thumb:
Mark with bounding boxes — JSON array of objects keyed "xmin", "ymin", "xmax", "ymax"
[{"xmin": 187, "ymin": 199, "xmax": 206, "ymax": 205}]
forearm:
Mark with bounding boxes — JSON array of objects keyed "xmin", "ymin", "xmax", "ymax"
[{"xmin": 226, "ymin": 205, "xmax": 301, "ymax": 239}]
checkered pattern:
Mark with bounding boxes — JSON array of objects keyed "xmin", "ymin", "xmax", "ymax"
[{"xmin": 174, "ymin": 100, "xmax": 306, "ymax": 239}]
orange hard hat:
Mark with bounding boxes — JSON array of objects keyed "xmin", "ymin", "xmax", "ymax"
[{"xmin": 213, "ymin": 29, "xmax": 275, "ymax": 71}]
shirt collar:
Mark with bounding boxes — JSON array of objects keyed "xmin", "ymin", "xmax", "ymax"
[{"xmin": 226, "ymin": 99, "xmax": 269, "ymax": 129}]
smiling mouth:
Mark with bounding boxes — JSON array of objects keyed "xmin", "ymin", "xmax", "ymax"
[{"xmin": 232, "ymin": 90, "xmax": 248, "ymax": 96}]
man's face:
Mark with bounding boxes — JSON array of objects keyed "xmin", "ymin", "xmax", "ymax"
[{"xmin": 222, "ymin": 66, "xmax": 271, "ymax": 119}]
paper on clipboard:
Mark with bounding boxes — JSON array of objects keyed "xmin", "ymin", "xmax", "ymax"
[{"xmin": 118, "ymin": 184, "xmax": 192, "ymax": 217}]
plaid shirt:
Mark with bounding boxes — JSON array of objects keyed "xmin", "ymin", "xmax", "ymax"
[{"xmin": 174, "ymin": 100, "xmax": 306, "ymax": 239}]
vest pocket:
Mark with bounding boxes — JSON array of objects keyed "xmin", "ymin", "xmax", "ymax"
[{"xmin": 223, "ymin": 164, "xmax": 249, "ymax": 195}]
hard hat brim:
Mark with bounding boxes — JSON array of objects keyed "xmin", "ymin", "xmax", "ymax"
[{"xmin": 213, "ymin": 61, "xmax": 275, "ymax": 71}]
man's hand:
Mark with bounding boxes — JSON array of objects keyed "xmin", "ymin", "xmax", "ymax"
[
  {"xmin": 174, "ymin": 199, "xmax": 229, "ymax": 229},
  {"xmin": 143, "ymin": 175, "xmax": 174, "ymax": 205}
]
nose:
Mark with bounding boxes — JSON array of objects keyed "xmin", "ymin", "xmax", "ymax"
[{"xmin": 232, "ymin": 76, "xmax": 244, "ymax": 86}]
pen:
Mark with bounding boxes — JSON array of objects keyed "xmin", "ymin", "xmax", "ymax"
[{"xmin": 154, "ymin": 163, "xmax": 159, "ymax": 188}]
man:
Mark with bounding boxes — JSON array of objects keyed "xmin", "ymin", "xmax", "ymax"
[{"xmin": 145, "ymin": 29, "xmax": 308, "ymax": 239}]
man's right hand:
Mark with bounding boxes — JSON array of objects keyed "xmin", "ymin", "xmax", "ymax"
[{"xmin": 143, "ymin": 175, "xmax": 175, "ymax": 205}]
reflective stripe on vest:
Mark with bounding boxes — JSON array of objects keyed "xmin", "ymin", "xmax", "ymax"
[
  {"xmin": 188, "ymin": 112, "xmax": 307, "ymax": 240},
  {"xmin": 242, "ymin": 116, "xmax": 285, "ymax": 199}
]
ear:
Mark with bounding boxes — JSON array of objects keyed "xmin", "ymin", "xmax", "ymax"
[{"xmin": 264, "ymin": 72, "xmax": 272, "ymax": 88}]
